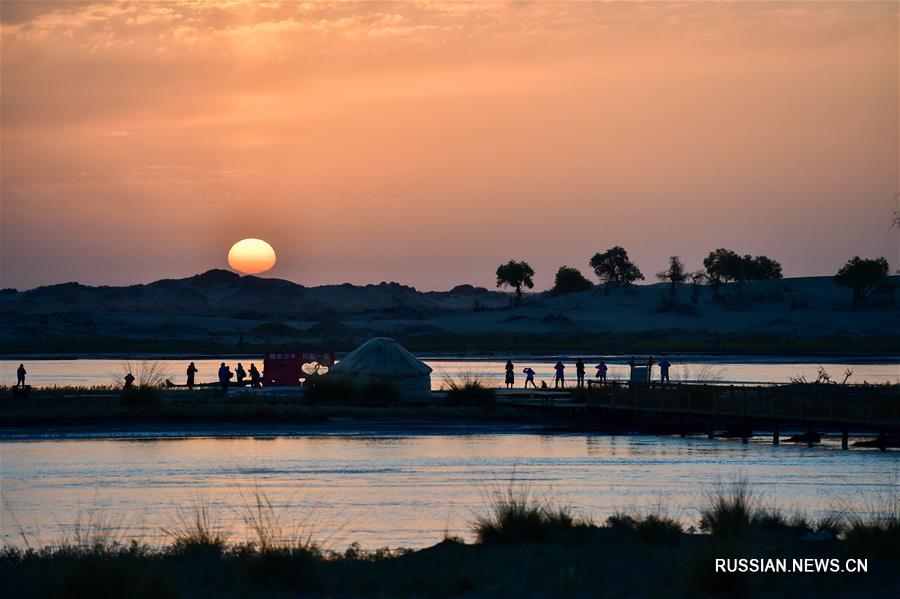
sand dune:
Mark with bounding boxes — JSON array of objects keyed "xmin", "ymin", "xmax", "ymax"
[{"xmin": 1, "ymin": 271, "xmax": 897, "ymax": 354}]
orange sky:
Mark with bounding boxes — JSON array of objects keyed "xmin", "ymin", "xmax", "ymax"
[{"xmin": 1, "ymin": 1, "xmax": 897, "ymax": 290}]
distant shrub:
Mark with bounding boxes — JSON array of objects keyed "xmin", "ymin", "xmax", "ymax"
[
  {"xmin": 549, "ymin": 266, "xmax": 593, "ymax": 295},
  {"xmin": 444, "ymin": 374, "xmax": 494, "ymax": 406}
]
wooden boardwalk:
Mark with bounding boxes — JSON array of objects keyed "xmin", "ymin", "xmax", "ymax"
[{"xmin": 501, "ymin": 381, "xmax": 900, "ymax": 449}]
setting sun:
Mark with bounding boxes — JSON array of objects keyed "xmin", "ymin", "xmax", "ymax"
[{"xmin": 227, "ymin": 238, "xmax": 276, "ymax": 275}]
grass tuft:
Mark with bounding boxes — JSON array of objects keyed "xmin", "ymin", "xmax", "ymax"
[
  {"xmin": 163, "ymin": 502, "xmax": 226, "ymax": 555},
  {"xmin": 472, "ymin": 482, "xmax": 589, "ymax": 544},
  {"xmin": 444, "ymin": 373, "xmax": 495, "ymax": 406},
  {"xmin": 842, "ymin": 498, "xmax": 899, "ymax": 559},
  {"xmin": 699, "ymin": 480, "xmax": 758, "ymax": 539}
]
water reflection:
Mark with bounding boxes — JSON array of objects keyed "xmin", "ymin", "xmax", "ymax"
[{"xmin": 2, "ymin": 431, "xmax": 897, "ymax": 549}]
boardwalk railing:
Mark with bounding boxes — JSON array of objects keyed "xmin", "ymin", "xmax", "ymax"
[{"xmin": 579, "ymin": 382, "xmax": 899, "ymax": 428}]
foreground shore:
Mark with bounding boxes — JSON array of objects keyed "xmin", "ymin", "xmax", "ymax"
[{"xmin": 2, "ymin": 483, "xmax": 897, "ymax": 598}]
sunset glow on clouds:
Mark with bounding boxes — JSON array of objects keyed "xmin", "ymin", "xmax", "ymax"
[{"xmin": 1, "ymin": 1, "xmax": 897, "ymax": 290}]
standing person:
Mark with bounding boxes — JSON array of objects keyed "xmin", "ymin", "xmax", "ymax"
[
  {"xmin": 575, "ymin": 358, "xmax": 585, "ymax": 388},
  {"xmin": 596, "ymin": 360, "xmax": 608, "ymax": 383},
  {"xmin": 236, "ymin": 363, "xmax": 246, "ymax": 385},
  {"xmin": 523, "ymin": 367, "xmax": 537, "ymax": 389},
  {"xmin": 124, "ymin": 372, "xmax": 135, "ymax": 390},
  {"xmin": 554, "ymin": 360, "xmax": 565, "ymax": 388},
  {"xmin": 186, "ymin": 362, "xmax": 198, "ymax": 389},
  {"xmin": 218, "ymin": 362, "xmax": 232, "ymax": 393},
  {"xmin": 504, "ymin": 360, "xmax": 515, "ymax": 389},
  {"xmin": 16, "ymin": 364, "xmax": 26, "ymax": 388},
  {"xmin": 249, "ymin": 363, "xmax": 261, "ymax": 388},
  {"xmin": 658, "ymin": 356, "xmax": 671, "ymax": 383}
]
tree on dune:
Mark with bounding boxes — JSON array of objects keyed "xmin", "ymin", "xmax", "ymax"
[
  {"xmin": 656, "ymin": 256, "xmax": 687, "ymax": 305},
  {"xmin": 589, "ymin": 246, "xmax": 644, "ymax": 295},
  {"xmin": 495, "ymin": 260, "xmax": 535, "ymax": 306},
  {"xmin": 687, "ymin": 270, "xmax": 708, "ymax": 305},
  {"xmin": 833, "ymin": 256, "xmax": 893, "ymax": 310},
  {"xmin": 703, "ymin": 249, "xmax": 782, "ymax": 303},
  {"xmin": 550, "ymin": 266, "xmax": 593, "ymax": 295}
]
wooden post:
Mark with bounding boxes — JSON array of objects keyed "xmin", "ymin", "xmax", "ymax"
[
  {"xmin": 741, "ymin": 387, "xmax": 747, "ymax": 418},
  {"xmin": 841, "ymin": 426, "xmax": 849, "ymax": 450},
  {"xmin": 773, "ymin": 422, "xmax": 780, "ymax": 446}
]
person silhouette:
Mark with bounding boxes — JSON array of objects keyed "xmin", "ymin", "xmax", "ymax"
[
  {"xmin": 249, "ymin": 363, "xmax": 261, "ymax": 387},
  {"xmin": 124, "ymin": 372, "xmax": 135, "ymax": 390},
  {"xmin": 575, "ymin": 358, "xmax": 585, "ymax": 387},
  {"xmin": 218, "ymin": 362, "xmax": 232, "ymax": 393},
  {"xmin": 658, "ymin": 356, "xmax": 671, "ymax": 383},
  {"xmin": 186, "ymin": 362, "xmax": 198, "ymax": 389},
  {"xmin": 504, "ymin": 360, "xmax": 515, "ymax": 389},
  {"xmin": 236, "ymin": 363, "xmax": 246, "ymax": 385},
  {"xmin": 523, "ymin": 367, "xmax": 537, "ymax": 389},
  {"xmin": 554, "ymin": 361, "xmax": 565, "ymax": 388},
  {"xmin": 595, "ymin": 360, "xmax": 608, "ymax": 383},
  {"xmin": 16, "ymin": 364, "xmax": 26, "ymax": 388}
]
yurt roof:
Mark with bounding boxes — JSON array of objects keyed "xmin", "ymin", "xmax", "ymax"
[{"xmin": 331, "ymin": 337, "xmax": 433, "ymax": 378}]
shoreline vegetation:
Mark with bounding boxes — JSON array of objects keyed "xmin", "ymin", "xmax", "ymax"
[{"xmin": 2, "ymin": 481, "xmax": 897, "ymax": 597}]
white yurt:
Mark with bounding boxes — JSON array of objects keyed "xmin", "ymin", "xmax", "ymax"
[{"xmin": 330, "ymin": 337, "xmax": 432, "ymax": 400}]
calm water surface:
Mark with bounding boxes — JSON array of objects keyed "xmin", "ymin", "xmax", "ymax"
[
  {"xmin": 2, "ymin": 428, "xmax": 897, "ymax": 549},
  {"xmin": 2, "ymin": 355, "xmax": 898, "ymax": 388}
]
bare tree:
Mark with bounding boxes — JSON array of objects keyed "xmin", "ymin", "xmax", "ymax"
[{"xmin": 656, "ymin": 256, "xmax": 687, "ymax": 305}]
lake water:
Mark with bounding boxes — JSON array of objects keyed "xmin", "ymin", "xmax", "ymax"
[
  {"xmin": 1, "ymin": 427, "xmax": 898, "ymax": 549},
  {"xmin": 2, "ymin": 355, "xmax": 898, "ymax": 388}
]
